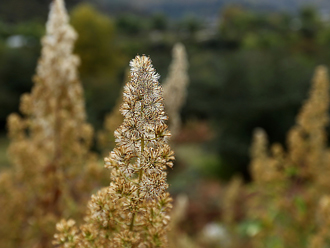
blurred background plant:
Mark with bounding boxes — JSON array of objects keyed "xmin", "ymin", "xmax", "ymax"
[
  {"xmin": 0, "ymin": 1, "xmax": 107, "ymax": 247},
  {"xmin": 2, "ymin": 0, "xmax": 330, "ymax": 247}
]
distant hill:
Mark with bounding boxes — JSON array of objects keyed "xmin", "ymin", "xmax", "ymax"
[
  {"xmin": 2, "ymin": 0, "xmax": 330, "ymax": 23},
  {"xmin": 0, "ymin": 0, "xmax": 82, "ymax": 22},
  {"xmin": 98, "ymin": 0, "xmax": 330, "ymax": 19}
]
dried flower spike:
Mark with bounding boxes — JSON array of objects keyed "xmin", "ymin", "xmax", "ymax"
[
  {"xmin": 54, "ymin": 55, "xmax": 174, "ymax": 247},
  {"xmin": 287, "ymin": 65, "xmax": 329, "ymax": 181},
  {"xmin": 163, "ymin": 43, "xmax": 189, "ymax": 138},
  {"xmin": 0, "ymin": 0, "xmax": 104, "ymax": 247}
]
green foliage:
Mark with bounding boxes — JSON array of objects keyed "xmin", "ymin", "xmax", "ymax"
[
  {"xmin": 178, "ymin": 15, "xmax": 203, "ymax": 38},
  {"xmin": 184, "ymin": 46, "xmax": 317, "ymax": 178},
  {"xmin": 116, "ymin": 14, "xmax": 150, "ymax": 35},
  {"xmin": 70, "ymin": 3, "xmax": 125, "ymax": 128},
  {"xmin": 71, "ymin": 3, "xmax": 121, "ymax": 77},
  {"xmin": 178, "ymin": 5, "xmax": 330, "ymax": 179},
  {"xmin": 299, "ymin": 7, "xmax": 321, "ymax": 39},
  {"xmin": 0, "ymin": 21, "xmax": 42, "ymax": 127},
  {"xmin": 151, "ymin": 13, "xmax": 168, "ymax": 31}
]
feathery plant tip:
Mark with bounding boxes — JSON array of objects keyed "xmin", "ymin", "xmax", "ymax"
[
  {"xmin": 163, "ymin": 43, "xmax": 189, "ymax": 138},
  {"xmin": 109, "ymin": 55, "xmax": 174, "ymax": 199}
]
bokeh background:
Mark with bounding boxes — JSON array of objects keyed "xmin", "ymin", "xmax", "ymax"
[{"xmin": 2, "ymin": 0, "xmax": 330, "ymax": 245}]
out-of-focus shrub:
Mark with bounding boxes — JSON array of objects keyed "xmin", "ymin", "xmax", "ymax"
[
  {"xmin": 0, "ymin": 1, "xmax": 106, "ymax": 246},
  {"xmin": 219, "ymin": 66, "xmax": 330, "ymax": 248}
]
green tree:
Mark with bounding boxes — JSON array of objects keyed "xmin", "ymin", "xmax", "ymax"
[
  {"xmin": 116, "ymin": 14, "xmax": 149, "ymax": 35},
  {"xmin": 71, "ymin": 3, "xmax": 123, "ymax": 77},
  {"xmin": 70, "ymin": 3, "xmax": 126, "ymax": 128},
  {"xmin": 151, "ymin": 13, "xmax": 168, "ymax": 31}
]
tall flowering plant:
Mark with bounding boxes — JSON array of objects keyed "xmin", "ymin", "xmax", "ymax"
[
  {"xmin": 54, "ymin": 55, "xmax": 174, "ymax": 247},
  {"xmin": 244, "ymin": 66, "xmax": 330, "ymax": 248},
  {"xmin": 0, "ymin": 0, "xmax": 103, "ymax": 247},
  {"xmin": 163, "ymin": 43, "xmax": 189, "ymax": 138}
]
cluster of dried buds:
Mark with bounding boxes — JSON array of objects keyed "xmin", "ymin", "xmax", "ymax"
[{"xmin": 54, "ymin": 55, "xmax": 174, "ymax": 247}]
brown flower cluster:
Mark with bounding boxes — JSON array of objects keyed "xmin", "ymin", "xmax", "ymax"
[
  {"xmin": 243, "ymin": 65, "xmax": 330, "ymax": 248},
  {"xmin": 250, "ymin": 128, "xmax": 285, "ymax": 184},
  {"xmin": 0, "ymin": 0, "xmax": 104, "ymax": 247},
  {"xmin": 54, "ymin": 55, "xmax": 174, "ymax": 247}
]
